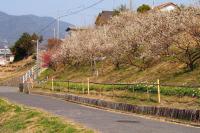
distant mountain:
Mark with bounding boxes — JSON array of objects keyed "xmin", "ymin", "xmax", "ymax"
[{"xmin": 0, "ymin": 11, "xmax": 73, "ymax": 45}]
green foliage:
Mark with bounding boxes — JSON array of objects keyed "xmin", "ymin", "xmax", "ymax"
[
  {"xmin": 2, "ymin": 115, "xmax": 27, "ymax": 132},
  {"xmin": 11, "ymin": 32, "xmax": 42, "ymax": 61},
  {"xmin": 26, "ymin": 111, "xmax": 40, "ymax": 119},
  {"xmin": 128, "ymin": 85, "xmax": 200, "ymax": 98},
  {"xmin": 14, "ymin": 106, "xmax": 22, "ymax": 113},
  {"xmin": 0, "ymin": 99, "xmax": 93, "ymax": 133},
  {"xmin": 41, "ymin": 81, "xmax": 200, "ymax": 98},
  {"xmin": 39, "ymin": 117, "xmax": 77, "ymax": 133},
  {"xmin": 38, "ymin": 69, "xmax": 54, "ymax": 80},
  {"xmin": 137, "ymin": 4, "xmax": 151, "ymax": 13},
  {"xmin": 1, "ymin": 109, "xmax": 28, "ymax": 132},
  {"xmin": 0, "ymin": 99, "xmax": 12, "ymax": 113}
]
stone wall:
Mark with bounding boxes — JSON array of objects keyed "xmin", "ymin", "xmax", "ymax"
[
  {"xmin": 33, "ymin": 92, "xmax": 200, "ymax": 123},
  {"xmin": 0, "ymin": 76, "xmax": 22, "ymax": 87}
]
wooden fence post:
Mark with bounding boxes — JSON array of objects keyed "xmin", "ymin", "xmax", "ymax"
[
  {"xmin": 99, "ymin": 87, "xmax": 102, "ymax": 97},
  {"xmin": 67, "ymin": 80, "xmax": 70, "ymax": 92},
  {"xmin": 157, "ymin": 79, "xmax": 161, "ymax": 103},
  {"xmin": 87, "ymin": 78, "xmax": 90, "ymax": 95},
  {"xmin": 147, "ymin": 87, "xmax": 150, "ymax": 101},
  {"xmin": 112, "ymin": 83, "xmax": 114, "ymax": 98},
  {"xmin": 52, "ymin": 78, "xmax": 54, "ymax": 91}
]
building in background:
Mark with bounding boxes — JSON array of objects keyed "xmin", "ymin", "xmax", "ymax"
[
  {"xmin": 95, "ymin": 11, "xmax": 116, "ymax": 26},
  {"xmin": 65, "ymin": 27, "xmax": 88, "ymax": 37},
  {"xmin": 153, "ymin": 2, "xmax": 179, "ymax": 12},
  {"xmin": 0, "ymin": 45, "xmax": 14, "ymax": 65}
]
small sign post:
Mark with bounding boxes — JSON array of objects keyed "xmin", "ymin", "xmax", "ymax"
[
  {"xmin": 157, "ymin": 79, "xmax": 161, "ymax": 103},
  {"xmin": 52, "ymin": 78, "xmax": 54, "ymax": 91}
]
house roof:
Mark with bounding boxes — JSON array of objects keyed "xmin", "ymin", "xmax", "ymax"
[
  {"xmin": 154, "ymin": 2, "xmax": 179, "ymax": 10},
  {"xmin": 0, "ymin": 45, "xmax": 12, "ymax": 55},
  {"xmin": 95, "ymin": 11, "xmax": 116, "ymax": 26},
  {"xmin": 66, "ymin": 27, "xmax": 87, "ymax": 32},
  {"xmin": 0, "ymin": 45, "xmax": 6, "ymax": 49}
]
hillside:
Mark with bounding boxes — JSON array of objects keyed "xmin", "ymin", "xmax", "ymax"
[
  {"xmin": 0, "ymin": 11, "xmax": 73, "ymax": 44},
  {"xmin": 0, "ymin": 56, "xmax": 34, "ymax": 82},
  {"xmin": 43, "ymin": 8, "xmax": 200, "ymax": 86},
  {"xmin": 37, "ymin": 61, "xmax": 200, "ymax": 110},
  {"xmin": 40, "ymin": 61, "xmax": 200, "ymax": 86}
]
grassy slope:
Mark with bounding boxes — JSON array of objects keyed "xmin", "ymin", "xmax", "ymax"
[
  {"xmin": 40, "ymin": 61, "xmax": 200, "ymax": 85},
  {"xmin": 35, "ymin": 61, "xmax": 200, "ymax": 110},
  {"xmin": 0, "ymin": 56, "xmax": 35, "ymax": 82},
  {"xmin": 0, "ymin": 99, "xmax": 93, "ymax": 133}
]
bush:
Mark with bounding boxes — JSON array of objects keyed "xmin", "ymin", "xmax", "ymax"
[
  {"xmin": 137, "ymin": 4, "xmax": 151, "ymax": 13},
  {"xmin": 11, "ymin": 33, "xmax": 42, "ymax": 61}
]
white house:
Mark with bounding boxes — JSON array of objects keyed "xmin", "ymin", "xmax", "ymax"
[
  {"xmin": 0, "ymin": 45, "xmax": 14, "ymax": 65},
  {"xmin": 154, "ymin": 2, "xmax": 179, "ymax": 12}
]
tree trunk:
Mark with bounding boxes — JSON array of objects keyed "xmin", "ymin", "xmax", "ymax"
[{"xmin": 187, "ymin": 62, "xmax": 194, "ymax": 71}]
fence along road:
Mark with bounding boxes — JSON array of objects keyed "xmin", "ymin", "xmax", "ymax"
[
  {"xmin": 0, "ymin": 65, "xmax": 41, "ymax": 87},
  {"xmin": 0, "ymin": 87, "xmax": 199, "ymax": 133}
]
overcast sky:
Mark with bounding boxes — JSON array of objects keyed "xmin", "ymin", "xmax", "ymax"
[{"xmin": 0, "ymin": 0, "xmax": 195, "ymax": 26}]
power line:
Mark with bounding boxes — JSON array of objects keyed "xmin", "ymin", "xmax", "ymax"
[
  {"xmin": 37, "ymin": 0, "xmax": 105, "ymax": 35},
  {"xmin": 37, "ymin": 20, "xmax": 56, "ymax": 34},
  {"xmin": 37, "ymin": 7, "xmax": 82, "ymax": 36},
  {"xmin": 59, "ymin": 0, "xmax": 104, "ymax": 18}
]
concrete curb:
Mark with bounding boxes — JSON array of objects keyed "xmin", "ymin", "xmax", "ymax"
[{"xmin": 32, "ymin": 91, "xmax": 200, "ymax": 123}]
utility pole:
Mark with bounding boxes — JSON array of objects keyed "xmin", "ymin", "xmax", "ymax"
[
  {"xmin": 57, "ymin": 17, "xmax": 60, "ymax": 40},
  {"xmin": 36, "ymin": 39, "xmax": 39, "ymax": 66},
  {"xmin": 153, "ymin": 0, "xmax": 155, "ymax": 7},
  {"xmin": 53, "ymin": 28, "xmax": 56, "ymax": 39},
  {"xmin": 113, "ymin": 0, "xmax": 115, "ymax": 9},
  {"xmin": 31, "ymin": 39, "xmax": 39, "ymax": 78},
  {"xmin": 56, "ymin": 10, "xmax": 60, "ymax": 41},
  {"xmin": 4, "ymin": 46, "xmax": 7, "ymax": 64},
  {"xmin": 129, "ymin": 0, "xmax": 133, "ymax": 10},
  {"xmin": 56, "ymin": 10, "xmax": 60, "ymax": 46}
]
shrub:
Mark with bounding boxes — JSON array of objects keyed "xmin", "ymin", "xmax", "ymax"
[{"xmin": 137, "ymin": 4, "xmax": 151, "ymax": 13}]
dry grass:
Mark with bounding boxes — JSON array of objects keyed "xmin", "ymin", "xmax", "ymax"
[
  {"xmin": 0, "ymin": 56, "xmax": 34, "ymax": 82},
  {"xmin": 36, "ymin": 61, "xmax": 200, "ymax": 110},
  {"xmin": 0, "ymin": 99, "xmax": 94, "ymax": 133},
  {"xmin": 33, "ymin": 86, "xmax": 200, "ymax": 110},
  {"xmin": 40, "ymin": 61, "xmax": 200, "ymax": 85}
]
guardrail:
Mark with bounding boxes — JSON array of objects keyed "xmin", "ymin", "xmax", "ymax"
[
  {"xmin": 21, "ymin": 65, "xmax": 40, "ymax": 83},
  {"xmin": 0, "ymin": 64, "xmax": 42, "ymax": 87}
]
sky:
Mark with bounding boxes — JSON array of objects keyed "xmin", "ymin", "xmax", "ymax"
[{"xmin": 0, "ymin": 0, "xmax": 195, "ymax": 26}]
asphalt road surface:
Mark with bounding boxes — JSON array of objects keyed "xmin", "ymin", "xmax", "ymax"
[{"xmin": 0, "ymin": 86, "xmax": 199, "ymax": 133}]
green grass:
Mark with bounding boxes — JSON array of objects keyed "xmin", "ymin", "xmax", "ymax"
[
  {"xmin": 36, "ymin": 62, "xmax": 200, "ymax": 110},
  {"xmin": 34, "ymin": 80, "xmax": 200, "ymax": 110},
  {"xmin": 0, "ymin": 99, "xmax": 93, "ymax": 133},
  {"xmin": 38, "ymin": 68, "xmax": 54, "ymax": 80},
  {"xmin": 39, "ymin": 61, "xmax": 200, "ymax": 85},
  {"xmin": 37, "ymin": 61, "xmax": 200, "ymax": 98},
  {"xmin": 36, "ymin": 80, "xmax": 200, "ymax": 98}
]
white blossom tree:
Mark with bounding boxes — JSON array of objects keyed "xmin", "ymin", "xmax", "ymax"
[{"xmin": 51, "ymin": 7, "xmax": 200, "ymax": 71}]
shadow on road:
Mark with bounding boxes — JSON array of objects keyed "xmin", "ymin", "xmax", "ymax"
[{"xmin": 116, "ymin": 120, "xmax": 140, "ymax": 124}]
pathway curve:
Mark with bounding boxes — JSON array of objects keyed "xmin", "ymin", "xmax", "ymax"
[{"xmin": 0, "ymin": 86, "xmax": 199, "ymax": 133}]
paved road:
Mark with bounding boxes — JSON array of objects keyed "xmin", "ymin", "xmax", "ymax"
[{"xmin": 0, "ymin": 87, "xmax": 199, "ymax": 133}]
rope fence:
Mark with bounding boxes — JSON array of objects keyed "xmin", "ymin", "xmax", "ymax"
[{"xmin": 34, "ymin": 78, "xmax": 200, "ymax": 104}]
